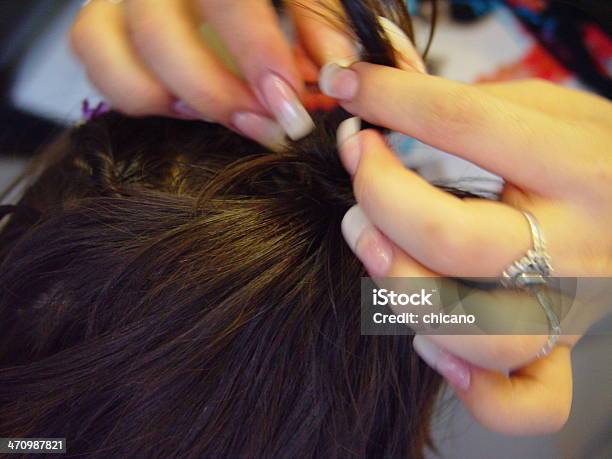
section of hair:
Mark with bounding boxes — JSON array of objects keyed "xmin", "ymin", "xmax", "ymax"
[
  {"xmin": 0, "ymin": 112, "xmax": 441, "ymax": 458},
  {"xmin": 0, "ymin": 1, "xmax": 444, "ymax": 458},
  {"xmin": 340, "ymin": 0, "xmax": 414, "ymax": 64}
]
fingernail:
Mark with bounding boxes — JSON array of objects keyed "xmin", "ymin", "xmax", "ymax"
[
  {"xmin": 377, "ymin": 16, "xmax": 427, "ymax": 73},
  {"xmin": 336, "ymin": 117, "xmax": 362, "ymax": 175},
  {"xmin": 260, "ymin": 73, "xmax": 314, "ymax": 141},
  {"xmin": 413, "ymin": 336, "xmax": 471, "ymax": 391},
  {"xmin": 341, "ymin": 205, "xmax": 393, "ymax": 277},
  {"xmin": 319, "ymin": 62, "xmax": 359, "ymax": 100},
  {"xmin": 172, "ymin": 100, "xmax": 213, "ymax": 122},
  {"xmin": 232, "ymin": 112, "xmax": 286, "ymax": 152}
]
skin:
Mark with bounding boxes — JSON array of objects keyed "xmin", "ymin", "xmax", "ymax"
[
  {"xmin": 326, "ymin": 48, "xmax": 612, "ymax": 435},
  {"xmin": 71, "ymin": 0, "xmax": 355, "ymax": 145}
]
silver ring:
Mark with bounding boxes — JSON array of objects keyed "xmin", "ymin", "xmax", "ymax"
[
  {"xmin": 501, "ymin": 211, "xmax": 552, "ymax": 288},
  {"xmin": 500, "ymin": 211, "xmax": 560, "ymax": 357},
  {"xmin": 533, "ymin": 289, "xmax": 561, "ymax": 358}
]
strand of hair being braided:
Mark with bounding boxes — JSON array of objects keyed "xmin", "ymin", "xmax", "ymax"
[{"xmin": 340, "ymin": 0, "xmax": 414, "ymax": 65}]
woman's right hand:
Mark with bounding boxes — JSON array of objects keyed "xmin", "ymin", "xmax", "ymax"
[
  {"xmin": 319, "ymin": 35, "xmax": 612, "ymax": 433},
  {"xmin": 70, "ymin": 0, "xmax": 356, "ymax": 148}
]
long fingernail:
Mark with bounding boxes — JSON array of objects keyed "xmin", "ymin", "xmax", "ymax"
[
  {"xmin": 336, "ymin": 117, "xmax": 362, "ymax": 175},
  {"xmin": 232, "ymin": 112, "xmax": 286, "ymax": 152},
  {"xmin": 172, "ymin": 100, "xmax": 213, "ymax": 122},
  {"xmin": 377, "ymin": 16, "xmax": 427, "ymax": 73},
  {"xmin": 342, "ymin": 205, "xmax": 393, "ymax": 277},
  {"xmin": 260, "ymin": 73, "xmax": 314, "ymax": 141},
  {"xmin": 319, "ymin": 62, "xmax": 359, "ymax": 100},
  {"xmin": 413, "ymin": 336, "xmax": 471, "ymax": 391}
]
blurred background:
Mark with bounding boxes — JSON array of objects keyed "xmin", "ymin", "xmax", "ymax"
[{"xmin": 0, "ymin": 1, "xmax": 610, "ymax": 457}]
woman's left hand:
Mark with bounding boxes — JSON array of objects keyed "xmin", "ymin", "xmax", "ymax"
[{"xmin": 318, "ymin": 47, "xmax": 612, "ymax": 434}]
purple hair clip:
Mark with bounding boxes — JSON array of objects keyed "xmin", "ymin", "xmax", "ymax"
[{"xmin": 82, "ymin": 99, "xmax": 111, "ymax": 121}]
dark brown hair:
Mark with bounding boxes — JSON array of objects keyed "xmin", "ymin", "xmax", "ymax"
[{"xmin": 0, "ymin": 1, "xmax": 442, "ymax": 457}]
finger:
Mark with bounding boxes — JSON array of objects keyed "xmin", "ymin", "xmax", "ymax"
[
  {"xmin": 198, "ymin": 0, "xmax": 314, "ymax": 140},
  {"xmin": 323, "ymin": 63, "xmax": 601, "ymax": 196},
  {"xmin": 125, "ymin": 0, "xmax": 267, "ymax": 124},
  {"xmin": 288, "ymin": 0, "xmax": 358, "ymax": 66},
  {"xmin": 414, "ymin": 337, "xmax": 572, "ymax": 435},
  {"xmin": 478, "ymin": 79, "xmax": 612, "ymax": 123},
  {"xmin": 71, "ymin": 0, "xmax": 174, "ymax": 116},
  {"xmin": 458, "ymin": 344, "xmax": 573, "ymax": 435},
  {"xmin": 341, "ymin": 204, "xmax": 559, "ymax": 371},
  {"xmin": 337, "ymin": 125, "xmax": 531, "ymax": 277},
  {"xmin": 341, "ymin": 204, "xmax": 436, "ymax": 279},
  {"xmin": 318, "ymin": 15, "xmax": 426, "ymax": 100}
]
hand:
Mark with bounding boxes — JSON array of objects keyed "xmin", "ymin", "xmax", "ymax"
[
  {"xmin": 319, "ymin": 39, "xmax": 612, "ymax": 434},
  {"xmin": 71, "ymin": 0, "xmax": 356, "ymax": 148}
]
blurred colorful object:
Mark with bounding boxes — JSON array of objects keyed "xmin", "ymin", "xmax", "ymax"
[
  {"xmin": 431, "ymin": 0, "xmax": 611, "ymax": 96},
  {"xmin": 506, "ymin": 0, "xmax": 611, "ymax": 96},
  {"xmin": 450, "ymin": 0, "xmax": 495, "ymax": 22}
]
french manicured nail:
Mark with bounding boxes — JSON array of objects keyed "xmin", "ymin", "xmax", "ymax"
[
  {"xmin": 377, "ymin": 16, "xmax": 427, "ymax": 73},
  {"xmin": 260, "ymin": 73, "xmax": 314, "ymax": 141},
  {"xmin": 232, "ymin": 112, "xmax": 286, "ymax": 152},
  {"xmin": 413, "ymin": 335, "xmax": 471, "ymax": 391},
  {"xmin": 172, "ymin": 100, "xmax": 213, "ymax": 121},
  {"xmin": 336, "ymin": 117, "xmax": 362, "ymax": 175},
  {"xmin": 342, "ymin": 205, "xmax": 393, "ymax": 277},
  {"xmin": 319, "ymin": 62, "xmax": 359, "ymax": 100}
]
